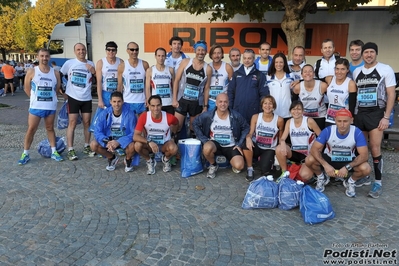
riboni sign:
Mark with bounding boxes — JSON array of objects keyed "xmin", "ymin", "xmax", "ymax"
[{"xmin": 144, "ymin": 23, "xmax": 349, "ymax": 56}]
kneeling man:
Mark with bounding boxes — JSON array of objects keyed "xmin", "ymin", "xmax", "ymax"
[
  {"xmin": 193, "ymin": 93, "xmax": 249, "ymax": 179},
  {"xmin": 300, "ymin": 108, "xmax": 371, "ymax": 197},
  {"xmin": 134, "ymin": 95, "xmax": 179, "ymax": 174},
  {"xmin": 90, "ymin": 91, "xmax": 137, "ymax": 172}
]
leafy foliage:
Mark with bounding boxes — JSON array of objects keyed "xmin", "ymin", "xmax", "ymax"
[
  {"xmin": 92, "ymin": 0, "xmax": 138, "ymax": 8},
  {"xmin": 30, "ymin": 0, "xmax": 86, "ymax": 48}
]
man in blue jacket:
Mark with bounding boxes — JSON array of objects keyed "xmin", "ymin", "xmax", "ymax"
[
  {"xmin": 90, "ymin": 91, "xmax": 137, "ymax": 172},
  {"xmin": 227, "ymin": 49, "xmax": 269, "ymax": 124},
  {"xmin": 193, "ymin": 93, "xmax": 249, "ymax": 179}
]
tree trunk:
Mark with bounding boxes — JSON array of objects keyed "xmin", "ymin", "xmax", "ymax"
[{"xmin": 280, "ymin": 5, "xmax": 307, "ymax": 60}]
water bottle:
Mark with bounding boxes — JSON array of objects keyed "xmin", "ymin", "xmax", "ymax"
[{"xmin": 389, "ymin": 109, "xmax": 394, "ymax": 128}]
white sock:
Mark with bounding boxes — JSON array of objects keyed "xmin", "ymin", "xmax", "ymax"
[
  {"xmin": 68, "ymin": 147, "xmax": 74, "ymax": 151},
  {"xmin": 247, "ymin": 167, "xmax": 253, "ymax": 171},
  {"xmin": 317, "ymin": 173, "xmax": 325, "ymax": 180},
  {"xmin": 375, "ymin": 180, "xmax": 382, "ymax": 185},
  {"xmin": 348, "ymin": 177, "xmax": 355, "ymax": 184},
  {"xmin": 51, "ymin": 147, "xmax": 56, "ymax": 153},
  {"xmin": 23, "ymin": 150, "xmax": 29, "ymax": 155}
]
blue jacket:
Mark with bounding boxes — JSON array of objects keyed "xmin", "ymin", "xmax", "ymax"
[
  {"xmin": 192, "ymin": 107, "xmax": 249, "ymax": 148},
  {"xmin": 254, "ymin": 55, "xmax": 273, "ymax": 74},
  {"xmin": 94, "ymin": 103, "xmax": 137, "ymax": 149},
  {"xmin": 227, "ymin": 64, "xmax": 269, "ymax": 124}
]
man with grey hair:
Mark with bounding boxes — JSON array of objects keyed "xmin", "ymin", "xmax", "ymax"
[
  {"xmin": 227, "ymin": 49, "xmax": 269, "ymax": 124},
  {"xmin": 229, "ymin": 48, "xmax": 242, "ymax": 71}
]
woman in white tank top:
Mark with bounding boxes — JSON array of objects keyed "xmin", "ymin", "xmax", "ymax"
[
  {"xmin": 293, "ymin": 64, "xmax": 328, "ymax": 130},
  {"xmin": 242, "ymin": 95, "xmax": 285, "ymax": 181},
  {"xmin": 325, "ymin": 58, "xmax": 357, "ymax": 126},
  {"xmin": 275, "ymin": 101, "xmax": 321, "ymax": 178}
]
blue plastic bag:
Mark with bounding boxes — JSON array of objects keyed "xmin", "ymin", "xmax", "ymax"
[
  {"xmin": 89, "ymin": 106, "xmax": 107, "ymax": 133},
  {"xmin": 178, "ymin": 138, "xmax": 203, "ymax": 178},
  {"xmin": 242, "ymin": 175, "xmax": 279, "ymax": 209},
  {"xmin": 299, "ymin": 185, "xmax": 335, "ymax": 225},
  {"xmin": 57, "ymin": 101, "xmax": 82, "ymax": 130},
  {"xmin": 278, "ymin": 178, "xmax": 304, "ymax": 210},
  {"xmin": 37, "ymin": 137, "xmax": 66, "ymax": 158}
]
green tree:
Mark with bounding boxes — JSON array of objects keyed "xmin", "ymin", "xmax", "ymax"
[
  {"xmin": 0, "ymin": 0, "xmax": 23, "ymax": 12},
  {"xmin": 92, "ymin": 0, "xmax": 138, "ymax": 8},
  {"xmin": 15, "ymin": 7, "xmax": 37, "ymax": 53},
  {"xmin": 166, "ymin": 0, "xmax": 397, "ymax": 58},
  {"xmin": 29, "ymin": 0, "xmax": 87, "ymax": 48},
  {"xmin": 0, "ymin": 5, "xmax": 19, "ymax": 59}
]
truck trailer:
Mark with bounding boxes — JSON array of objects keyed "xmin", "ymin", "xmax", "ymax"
[{"xmin": 47, "ymin": 7, "xmax": 399, "ymax": 70}]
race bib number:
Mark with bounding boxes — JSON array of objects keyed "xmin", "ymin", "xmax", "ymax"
[
  {"xmin": 331, "ymin": 150, "xmax": 352, "ymax": 162},
  {"xmin": 106, "ymin": 78, "xmax": 118, "ymax": 92},
  {"xmin": 155, "ymin": 84, "xmax": 171, "ymax": 98},
  {"xmin": 71, "ymin": 72, "xmax": 87, "ymax": 88},
  {"xmin": 292, "ymin": 145, "xmax": 308, "ymax": 156},
  {"xmin": 214, "ymin": 134, "xmax": 231, "ymax": 146},
  {"xmin": 111, "ymin": 127, "xmax": 125, "ymax": 140},
  {"xmin": 130, "ymin": 79, "xmax": 144, "ymax": 93},
  {"xmin": 37, "ymin": 86, "xmax": 53, "ymax": 102},
  {"xmin": 148, "ymin": 134, "xmax": 165, "ymax": 145},
  {"xmin": 357, "ymin": 87, "xmax": 377, "ymax": 107},
  {"xmin": 303, "ymin": 107, "xmax": 319, "ymax": 118},
  {"xmin": 183, "ymin": 84, "xmax": 199, "ymax": 100},
  {"xmin": 326, "ymin": 104, "xmax": 345, "ymax": 121},
  {"xmin": 209, "ymin": 86, "xmax": 223, "ymax": 100},
  {"xmin": 256, "ymin": 131, "xmax": 273, "ymax": 149}
]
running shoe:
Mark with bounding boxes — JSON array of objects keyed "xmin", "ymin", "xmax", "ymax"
[
  {"xmin": 315, "ymin": 173, "xmax": 330, "ymax": 192},
  {"xmin": 368, "ymin": 183, "xmax": 382, "ymax": 199},
  {"xmin": 207, "ymin": 164, "xmax": 219, "ymax": 179},
  {"xmin": 146, "ymin": 158, "xmax": 157, "ymax": 175},
  {"xmin": 51, "ymin": 151, "xmax": 64, "ymax": 162},
  {"xmin": 67, "ymin": 149, "xmax": 78, "ymax": 161},
  {"xmin": 106, "ymin": 155, "xmax": 119, "ymax": 171},
  {"xmin": 18, "ymin": 153, "xmax": 30, "ymax": 165},
  {"xmin": 83, "ymin": 146, "xmax": 96, "ymax": 157},
  {"xmin": 162, "ymin": 155, "xmax": 171, "ymax": 173},
  {"xmin": 124, "ymin": 158, "xmax": 134, "ymax": 172},
  {"xmin": 343, "ymin": 179, "xmax": 356, "ymax": 197},
  {"xmin": 355, "ymin": 176, "xmax": 371, "ymax": 187}
]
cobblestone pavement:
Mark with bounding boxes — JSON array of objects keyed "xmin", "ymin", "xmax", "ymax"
[{"xmin": 0, "ymin": 92, "xmax": 398, "ymax": 265}]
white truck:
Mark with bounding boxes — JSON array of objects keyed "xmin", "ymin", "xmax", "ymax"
[{"xmin": 47, "ymin": 7, "xmax": 399, "ymax": 70}]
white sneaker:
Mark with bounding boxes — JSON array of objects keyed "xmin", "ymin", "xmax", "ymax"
[
  {"xmin": 343, "ymin": 179, "xmax": 356, "ymax": 197},
  {"xmin": 106, "ymin": 155, "xmax": 119, "ymax": 171},
  {"xmin": 146, "ymin": 158, "xmax": 157, "ymax": 175},
  {"xmin": 207, "ymin": 164, "xmax": 219, "ymax": 179},
  {"xmin": 162, "ymin": 155, "xmax": 171, "ymax": 173},
  {"xmin": 315, "ymin": 173, "xmax": 330, "ymax": 192},
  {"xmin": 124, "ymin": 158, "xmax": 134, "ymax": 172}
]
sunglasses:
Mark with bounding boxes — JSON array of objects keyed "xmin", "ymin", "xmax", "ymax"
[
  {"xmin": 128, "ymin": 48, "xmax": 139, "ymax": 52},
  {"xmin": 106, "ymin": 48, "xmax": 117, "ymax": 52}
]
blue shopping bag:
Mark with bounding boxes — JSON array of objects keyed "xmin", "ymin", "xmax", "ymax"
[
  {"xmin": 242, "ymin": 175, "xmax": 279, "ymax": 209},
  {"xmin": 299, "ymin": 185, "xmax": 335, "ymax": 225},
  {"xmin": 37, "ymin": 137, "xmax": 66, "ymax": 158},
  {"xmin": 178, "ymin": 138, "xmax": 203, "ymax": 178},
  {"xmin": 57, "ymin": 101, "xmax": 82, "ymax": 130},
  {"xmin": 278, "ymin": 178, "xmax": 304, "ymax": 210}
]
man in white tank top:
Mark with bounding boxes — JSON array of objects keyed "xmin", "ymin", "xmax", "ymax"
[
  {"xmin": 145, "ymin": 47, "xmax": 175, "ymax": 115},
  {"xmin": 96, "ymin": 41, "xmax": 123, "ymax": 109},
  {"xmin": 117, "ymin": 42, "xmax": 149, "ymax": 116},
  {"xmin": 299, "ymin": 109, "xmax": 371, "ymax": 197},
  {"xmin": 18, "ymin": 48, "xmax": 63, "ymax": 165},
  {"xmin": 208, "ymin": 44, "xmax": 233, "ymax": 111}
]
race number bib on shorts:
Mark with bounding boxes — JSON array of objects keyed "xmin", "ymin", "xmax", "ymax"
[
  {"xmin": 214, "ymin": 134, "xmax": 231, "ymax": 146},
  {"xmin": 111, "ymin": 128, "xmax": 125, "ymax": 140},
  {"xmin": 303, "ymin": 108, "xmax": 319, "ymax": 118},
  {"xmin": 292, "ymin": 145, "xmax": 308, "ymax": 156},
  {"xmin": 37, "ymin": 86, "xmax": 53, "ymax": 101}
]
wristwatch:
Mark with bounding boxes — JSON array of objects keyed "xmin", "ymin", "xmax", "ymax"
[{"xmin": 345, "ymin": 164, "xmax": 352, "ymax": 171}]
